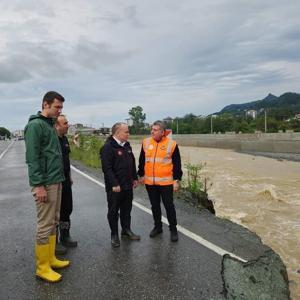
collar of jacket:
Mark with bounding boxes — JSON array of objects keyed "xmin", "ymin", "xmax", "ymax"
[
  {"xmin": 37, "ymin": 111, "xmax": 55, "ymax": 126},
  {"xmin": 108, "ymin": 136, "xmax": 129, "ymax": 148}
]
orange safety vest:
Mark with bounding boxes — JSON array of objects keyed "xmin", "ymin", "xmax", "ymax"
[{"xmin": 142, "ymin": 136, "xmax": 176, "ymax": 185}]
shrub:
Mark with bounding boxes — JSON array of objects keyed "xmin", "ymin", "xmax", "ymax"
[
  {"xmin": 180, "ymin": 162, "xmax": 215, "ymax": 214},
  {"xmin": 184, "ymin": 162, "xmax": 206, "ymax": 194},
  {"xmin": 69, "ymin": 135, "xmax": 105, "ymax": 168}
]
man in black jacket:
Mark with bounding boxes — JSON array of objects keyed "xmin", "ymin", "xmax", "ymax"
[
  {"xmin": 100, "ymin": 122, "xmax": 140, "ymax": 247},
  {"xmin": 55, "ymin": 115, "xmax": 78, "ymax": 252}
]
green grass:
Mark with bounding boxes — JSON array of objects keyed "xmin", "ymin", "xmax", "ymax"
[{"xmin": 69, "ymin": 135, "xmax": 105, "ymax": 168}]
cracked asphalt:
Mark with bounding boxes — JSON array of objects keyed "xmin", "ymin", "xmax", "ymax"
[{"xmin": 0, "ymin": 141, "xmax": 274, "ymax": 300}]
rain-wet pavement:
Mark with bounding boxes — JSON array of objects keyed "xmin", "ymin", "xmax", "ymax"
[{"xmin": 0, "ymin": 141, "xmax": 288, "ymax": 299}]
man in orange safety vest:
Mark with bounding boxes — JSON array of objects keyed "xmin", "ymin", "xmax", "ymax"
[{"xmin": 138, "ymin": 120, "xmax": 183, "ymax": 242}]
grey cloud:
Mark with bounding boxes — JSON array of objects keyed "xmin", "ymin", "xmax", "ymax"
[
  {"xmin": 1, "ymin": 0, "xmax": 300, "ymax": 130},
  {"xmin": 0, "ymin": 61, "xmax": 32, "ymax": 83},
  {"xmin": 281, "ymin": 28, "xmax": 300, "ymax": 41},
  {"xmin": 0, "ymin": 16, "xmax": 50, "ymax": 44},
  {"xmin": 72, "ymin": 38, "xmax": 134, "ymax": 69},
  {"xmin": 100, "ymin": 14, "xmax": 122, "ymax": 24},
  {"xmin": 124, "ymin": 5, "xmax": 142, "ymax": 27},
  {"xmin": 165, "ymin": 1, "xmax": 300, "ymax": 73},
  {"xmin": 0, "ymin": 40, "xmax": 74, "ymax": 84},
  {"xmin": 168, "ymin": 19, "xmax": 299, "ymax": 87},
  {"xmin": 99, "ymin": 4, "xmax": 142, "ymax": 27},
  {"xmin": 92, "ymin": 3, "xmax": 141, "ymax": 27},
  {"xmin": 1, "ymin": 0, "xmax": 54, "ymax": 17}
]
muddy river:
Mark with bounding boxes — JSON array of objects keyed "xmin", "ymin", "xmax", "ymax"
[{"xmin": 132, "ymin": 144, "xmax": 300, "ymax": 299}]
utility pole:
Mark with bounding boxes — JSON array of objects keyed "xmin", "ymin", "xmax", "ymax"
[
  {"xmin": 176, "ymin": 119, "xmax": 179, "ymax": 134},
  {"xmin": 264, "ymin": 109, "xmax": 267, "ymax": 133},
  {"xmin": 211, "ymin": 115, "xmax": 213, "ymax": 134}
]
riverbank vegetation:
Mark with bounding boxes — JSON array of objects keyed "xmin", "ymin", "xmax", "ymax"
[
  {"xmin": 176, "ymin": 162, "xmax": 215, "ymax": 214},
  {"xmin": 69, "ymin": 134, "xmax": 104, "ymax": 168}
]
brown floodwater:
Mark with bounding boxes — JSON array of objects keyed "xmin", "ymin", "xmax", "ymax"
[{"xmin": 132, "ymin": 143, "xmax": 300, "ymax": 299}]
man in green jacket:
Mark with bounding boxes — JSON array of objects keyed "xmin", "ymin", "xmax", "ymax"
[{"xmin": 24, "ymin": 91, "xmax": 70, "ymax": 283}]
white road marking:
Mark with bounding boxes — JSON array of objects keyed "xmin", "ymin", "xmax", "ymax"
[
  {"xmin": 0, "ymin": 141, "xmax": 14, "ymax": 161},
  {"xmin": 71, "ymin": 164, "xmax": 247, "ymax": 262}
]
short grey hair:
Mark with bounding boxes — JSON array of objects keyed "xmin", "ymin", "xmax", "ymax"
[
  {"xmin": 111, "ymin": 122, "xmax": 127, "ymax": 135},
  {"xmin": 55, "ymin": 114, "xmax": 67, "ymax": 124},
  {"xmin": 152, "ymin": 120, "xmax": 166, "ymax": 131}
]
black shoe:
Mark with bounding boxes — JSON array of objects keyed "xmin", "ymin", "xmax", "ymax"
[
  {"xmin": 170, "ymin": 231, "xmax": 178, "ymax": 242},
  {"xmin": 55, "ymin": 242, "xmax": 68, "ymax": 255},
  {"xmin": 60, "ymin": 235, "xmax": 78, "ymax": 248},
  {"xmin": 60, "ymin": 227, "xmax": 78, "ymax": 248},
  {"xmin": 149, "ymin": 227, "xmax": 163, "ymax": 238},
  {"xmin": 111, "ymin": 234, "xmax": 120, "ymax": 248},
  {"xmin": 121, "ymin": 229, "xmax": 141, "ymax": 240}
]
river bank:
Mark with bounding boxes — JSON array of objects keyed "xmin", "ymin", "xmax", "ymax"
[{"xmin": 130, "ymin": 143, "xmax": 300, "ymax": 299}]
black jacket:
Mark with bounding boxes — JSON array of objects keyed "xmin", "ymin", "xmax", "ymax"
[
  {"xmin": 100, "ymin": 136, "xmax": 138, "ymax": 192},
  {"xmin": 58, "ymin": 135, "xmax": 71, "ymax": 181}
]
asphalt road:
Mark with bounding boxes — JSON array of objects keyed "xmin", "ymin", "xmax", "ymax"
[{"xmin": 0, "ymin": 141, "xmax": 270, "ymax": 300}]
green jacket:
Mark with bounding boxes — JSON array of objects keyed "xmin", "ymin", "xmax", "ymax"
[{"xmin": 24, "ymin": 112, "xmax": 65, "ymax": 187}]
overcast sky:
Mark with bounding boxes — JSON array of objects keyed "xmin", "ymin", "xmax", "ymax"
[{"xmin": 1, "ymin": 0, "xmax": 300, "ymax": 131}]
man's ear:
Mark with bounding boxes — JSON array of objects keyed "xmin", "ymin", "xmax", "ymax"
[{"xmin": 42, "ymin": 101, "xmax": 48, "ymax": 110}]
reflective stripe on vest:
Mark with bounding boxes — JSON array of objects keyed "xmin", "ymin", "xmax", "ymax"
[
  {"xmin": 166, "ymin": 139, "xmax": 173, "ymax": 157},
  {"xmin": 145, "ymin": 157, "xmax": 172, "ymax": 164},
  {"xmin": 144, "ymin": 176, "xmax": 173, "ymax": 183}
]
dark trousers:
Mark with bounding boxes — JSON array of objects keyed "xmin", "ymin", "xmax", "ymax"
[
  {"xmin": 106, "ymin": 189, "xmax": 133, "ymax": 235},
  {"xmin": 145, "ymin": 184, "xmax": 177, "ymax": 231},
  {"xmin": 60, "ymin": 178, "xmax": 73, "ymax": 223}
]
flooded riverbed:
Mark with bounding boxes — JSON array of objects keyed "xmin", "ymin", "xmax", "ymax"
[{"xmin": 132, "ymin": 144, "xmax": 300, "ymax": 298}]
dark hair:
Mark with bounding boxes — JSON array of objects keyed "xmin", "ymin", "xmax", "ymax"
[
  {"xmin": 111, "ymin": 122, "xmax": 127, "ymax": 136},
  {"xmin": 42, "ymin": 91, "xmax": 65, "ymax": 108},
  {"xmin": 152, "ymin": 120, "xmax": 166, "ymax": 131}
]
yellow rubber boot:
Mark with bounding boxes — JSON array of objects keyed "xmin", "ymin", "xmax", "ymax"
[
  {"xmin": 49, "ymin": 235, "xmax": 70, "ymax": 269},
  {"xmin": 35, "ymin": 243, "xmax": 62, "ymax": 282}
]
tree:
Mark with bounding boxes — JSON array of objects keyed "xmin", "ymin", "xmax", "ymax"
[
  {"xmin": 128, "ymin": 106, "xmax": 146, "ymax": 134},
  {"xmin": 0, "ymin": 127, "xmax": 11, "ymax": 139},
  {"xmin": 289, "ymin": 119, "xmax": 300, "ymax": 132}
]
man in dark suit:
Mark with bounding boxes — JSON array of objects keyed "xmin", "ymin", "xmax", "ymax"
[
  {"xmin": 100, "ymin": 122, "xmax": 140, "ymax": 247},
  {"xmin": 55, "ymin": 115, "xmax": 78, "ymax": 251}
]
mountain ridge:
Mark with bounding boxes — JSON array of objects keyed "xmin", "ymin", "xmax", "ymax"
[{"xmin": 217, "ymin": 92, "xmax": 300, "ymax": 115}]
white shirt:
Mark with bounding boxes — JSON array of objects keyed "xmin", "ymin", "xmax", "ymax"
[{"xmin": 113, "ymin": 136, "xmax": 126, "ymax": 147}]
